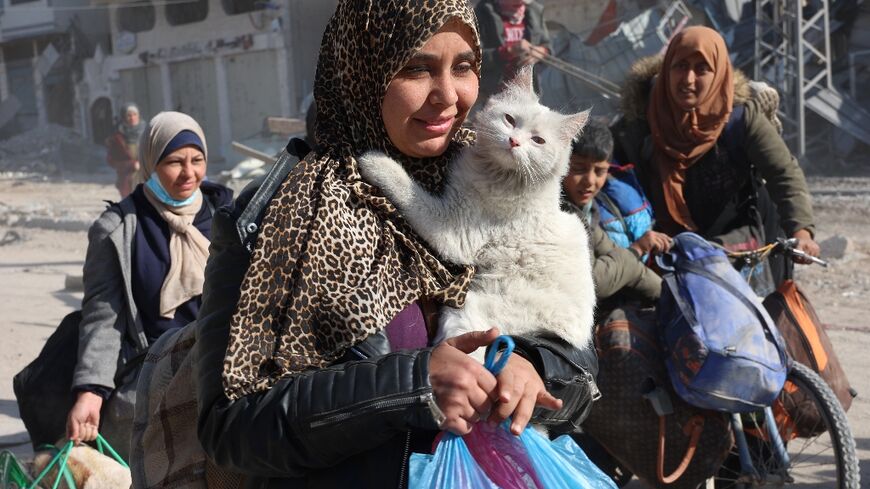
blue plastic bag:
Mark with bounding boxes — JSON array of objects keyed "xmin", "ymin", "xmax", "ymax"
[{"xmin": 409, "ymin": 337, "xmax": 616, "ymax": 489}]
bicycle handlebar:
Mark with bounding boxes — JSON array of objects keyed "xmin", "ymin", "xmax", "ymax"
[
  {"xmin": 773, "ymin": 238, "xmax": 829, "ymax": 268},
  {"xmin": 723, "ymin": 238, "xmax": 828, "ymax": 268}
]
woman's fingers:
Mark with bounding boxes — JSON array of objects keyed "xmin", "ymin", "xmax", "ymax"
[
  {"xmin": 509, "ymin": 392, "xmax": 539, "ymax": 435},
  {"xmin": 67, "ymin": 418, "xmax": 80, "ymax": 442},
  {"xmin": 489, "ymin": 368, "xmax": 523, "ymax": 423},
  {"xmin": 441, "ymin": 415, "xmax": 474, "ymax": 436},
  {"xmin": 487, "ymin": 354, "xmax": 562, "ymax": 433},
  {"xmin": 430, "ymin": 338, "xmax": 499, "ymax": 435},
  {"xmin": 791, "ymin": 229, "xmax": 820, "ymax": 260},
  {"xmin": 444, "ymin": 327, "xmax": 499, "ymax": 355},
  {"xmin": 66, "ymin": 391, "xmax": 104, "ymax": 442},
  {"xmin": 795, "ymin": 238, "xmax": 821, "ymax": 259},
  {"xmin": 82, "ymin": 422, "xmax": 98, "ymax": 442},
  {"xmin": 537, "ymin": 390, "xmax": 563, "ymax": 411}
]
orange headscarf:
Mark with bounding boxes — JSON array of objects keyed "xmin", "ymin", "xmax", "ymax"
[{"xmin": 647, "ymin": 26, "xmax": 733, "ymax": 231}]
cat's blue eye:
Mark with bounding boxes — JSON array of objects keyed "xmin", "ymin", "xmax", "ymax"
[
  {"xmin": 505, "ymin": 114, "xmax": 515, "ymax": 127},
  {"xmin": 532, "ymin": 136, "xmax": 545, "ymax": 144}
]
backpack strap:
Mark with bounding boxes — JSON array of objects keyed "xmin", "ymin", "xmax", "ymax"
[
  {"xmin": 235, "ymin": 138, "xmax": 309, "ymax": 252},
  {"xmin": 704, "ymin": 104, "xmax": 767, "ymax": 239},
  {"xmin": 721, "ymin": 104, "xmax": 747, "ymax": 165},
  {"xmin": 595, "ymin": 192, "xmax": 630, "ymax": 239},
  {"xmin": 676, "ymin": 261, "xmax": 788, "ymax": 365}
]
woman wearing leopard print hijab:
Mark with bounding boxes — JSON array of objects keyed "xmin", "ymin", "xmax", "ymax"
[{"xmin": 194, "ymin": 1, "xmax": 598, "ymax": 486}]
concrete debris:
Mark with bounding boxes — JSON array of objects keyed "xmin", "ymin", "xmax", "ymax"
[
  {"xmin": 0, "ymin": 123, "xmax": 106, "ymax": 174},
  {"xmin": 217, "ymin": 157, "xmax": 268, "ymax": 183},
  {"xmin": 819, "ymin": 235, "xmax": 852, "ymax": 260},
  {"xmin": 64, "ymin": 274, "xmax": 84, "ymax": 292},
  {"xmin": 0, "ymin": 230, "xmax": 23, "ymax": 246},
  {"xmin": 0, "ymin": 201, "xmax": 93, "ymax": 232}
]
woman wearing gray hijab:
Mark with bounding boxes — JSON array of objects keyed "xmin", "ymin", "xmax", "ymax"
[
  {"xmin": 105, "ymin": 103, "xmax": 144, "ymax": 198},
  {"xmin": 67, "ymin": 111, "xmax": 232, "ymax": 457}
]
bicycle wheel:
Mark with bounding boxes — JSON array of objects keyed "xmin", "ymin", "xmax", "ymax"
[{"xmin": 714, "ymin": 362, "xmax": 859, "ymax": 488}]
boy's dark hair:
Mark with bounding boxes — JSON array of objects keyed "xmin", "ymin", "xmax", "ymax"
[{"xmin": 571, "ymin": 118, "xmax": 613, "ymax": 162}]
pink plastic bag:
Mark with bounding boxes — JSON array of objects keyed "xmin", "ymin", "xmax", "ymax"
[{"xmin": 463, "ymin": 420, "xmax": 544, "ymax": 489}]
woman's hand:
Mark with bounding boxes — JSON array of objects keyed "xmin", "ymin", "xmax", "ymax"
[
  {"xmin": 792, "ymin": 229, "xmax": 821, "ymax": 263},
  {"xmin": 519, "ymin": 42, "xmax": 549, "ymax": 66},
  {"xmin": 488, "ymin": 354, "xmax": 563, "ymax": 435},
  {"xmin": 429, "ymin": 328, "xmax": 500, "ymax": 435},
  {"xmin": 630, "ymin": 230, "xmax": 673, "ymax": 256},
  {"xmin": 66, "ymin": 391, "xmax": 103, "ymax": 443}
]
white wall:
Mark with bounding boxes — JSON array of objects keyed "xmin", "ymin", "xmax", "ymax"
[
  {"xmin": 87, "ymin": 0, "xmax": 298, "ymax": 163},
  {"xmin": 0, "ymin": 0, "xmax": 55, "ymax": 40}
]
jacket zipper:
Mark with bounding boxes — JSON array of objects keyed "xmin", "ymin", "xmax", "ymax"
[
  {"xmin": 585, "ymin": 371, "xmax": 602, "ymax": 401},
  {"xmin": 309, "ymin": 392, "xmax": 430, "ymax": 429},
  {"xmin": 397, "ymin": 431, "xmax": 412, "ymax": 489}
]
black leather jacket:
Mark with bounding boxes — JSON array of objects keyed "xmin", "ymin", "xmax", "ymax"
[{"xmin": 195, "ymin": 140, "xmax": 600, "ymax": 488}]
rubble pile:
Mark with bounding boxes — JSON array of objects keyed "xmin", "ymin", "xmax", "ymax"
[
  {"xmin": 0, "ymin": 124, "xmax": 106, "ymax": 175},
  {"xmin": 0, "ymin": 199, "xmax": 94, "ymax": 232}
]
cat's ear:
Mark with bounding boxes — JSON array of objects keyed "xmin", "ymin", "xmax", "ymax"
[
  {"xmin": 560, "ymin": 109, "xmax": 590, "ymax": 142},
  {"xmin": 512, "ymin": 65, "xmax": 536, "ymax": 96}
]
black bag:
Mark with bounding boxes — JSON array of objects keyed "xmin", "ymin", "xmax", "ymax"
[
  {"xmin": 13, "ymin": 310, "xmax": 82, "ymax": 448},
  {"xmin": 581, "ymin": 306, "xmax": 733, "ymax": 488}
]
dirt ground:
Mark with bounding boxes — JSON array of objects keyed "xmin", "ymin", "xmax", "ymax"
[{"xmin": 0, "ymin": 171, "xmax": 868, "ymax": 484}]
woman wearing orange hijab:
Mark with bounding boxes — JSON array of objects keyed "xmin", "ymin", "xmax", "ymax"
[{"xmin": 612, "ymin": 26, "xmax": 819, "ymax": 290}]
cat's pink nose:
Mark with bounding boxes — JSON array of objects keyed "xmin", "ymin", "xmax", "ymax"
[{"xmin": 509, "ymin": 137, "xmax": 520, "ymax": 148}]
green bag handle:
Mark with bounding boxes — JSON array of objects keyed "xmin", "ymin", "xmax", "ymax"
[
  {"xmin": 28, "ymin": 434, "xmax": 128, "ymax": 489},
  {"xmin": 29, "ymin": 440, "xmax": 76, "ymax": 489},
  {"xmin": 94, "ymin": 434, "xmax": 128, "ymax": 469},
  {"xmin": 1, "ymin": 449, "xmax": 34, "ymax": 488}
]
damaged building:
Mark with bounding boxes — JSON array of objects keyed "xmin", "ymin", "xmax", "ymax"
[
  {"xmin": 0, "ymin": 0, "xmax": 337, "ymax": 165},
  {"xmin": 2, "ymin": 0, "xmax": 868, "ymax": 169},
  {"xmin": 0, "ymin": 0, "xmax": 109, "ymax": 139}
]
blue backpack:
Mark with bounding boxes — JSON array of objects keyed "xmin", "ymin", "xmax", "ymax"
[
  {"xmin": 595, "ymin": 168, "xmax": 654, "ymax": 250},
  {"xmin": 657, "ymin": 233, "xmax": 788, "ymax": 413}
]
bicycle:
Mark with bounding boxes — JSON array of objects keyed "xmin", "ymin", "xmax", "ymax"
[{"xmin": 711, "ymin": 238, "xmax": 860, "ymax": 488}]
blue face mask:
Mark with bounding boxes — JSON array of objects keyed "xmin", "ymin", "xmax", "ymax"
[{"xmin": 146, "ymin": 172, "xmax": 198, "ymax": 207}]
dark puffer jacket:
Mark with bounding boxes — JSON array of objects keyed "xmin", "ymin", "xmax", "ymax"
[{"xmin": 195, "ymin": 140, "xmax": 600, "ymax": 488}]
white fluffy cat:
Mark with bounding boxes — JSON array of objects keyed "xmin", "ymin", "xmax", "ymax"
[{"xmin": 358, "ymin": 66, "xmax": 595, "ymax": 359}]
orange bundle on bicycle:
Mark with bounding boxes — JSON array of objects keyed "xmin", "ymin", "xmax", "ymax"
[{"xmin": 763, "ymin": 279, "xmax": 857, "ymax": 437}]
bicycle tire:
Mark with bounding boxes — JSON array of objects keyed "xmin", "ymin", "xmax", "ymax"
[{"xmin": 714, "ymin": 362, "xmax": 859, "ymax": 488}]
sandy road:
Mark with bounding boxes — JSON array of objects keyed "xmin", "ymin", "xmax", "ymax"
[{"xmin": 0, "ymin": 173, "xmax": 867, "ymax": 485}]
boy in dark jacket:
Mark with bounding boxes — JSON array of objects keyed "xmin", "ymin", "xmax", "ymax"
[{"xmin": 561, "ymin": 119, "xmax": 662, "ymax": 303}]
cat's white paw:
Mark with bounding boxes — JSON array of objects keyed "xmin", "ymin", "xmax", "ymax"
[
  {"xmin": 356, "ymin": 150, "xmax": 411, "ymax": 204},
  {"xmin": 356, "ymin": 151, "xmax": 394, "ymax": 187}
]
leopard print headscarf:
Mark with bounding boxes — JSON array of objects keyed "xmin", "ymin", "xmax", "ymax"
[{"xmin": 222, "ymin": 0, "xmax": 481, "ymax": 400}]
